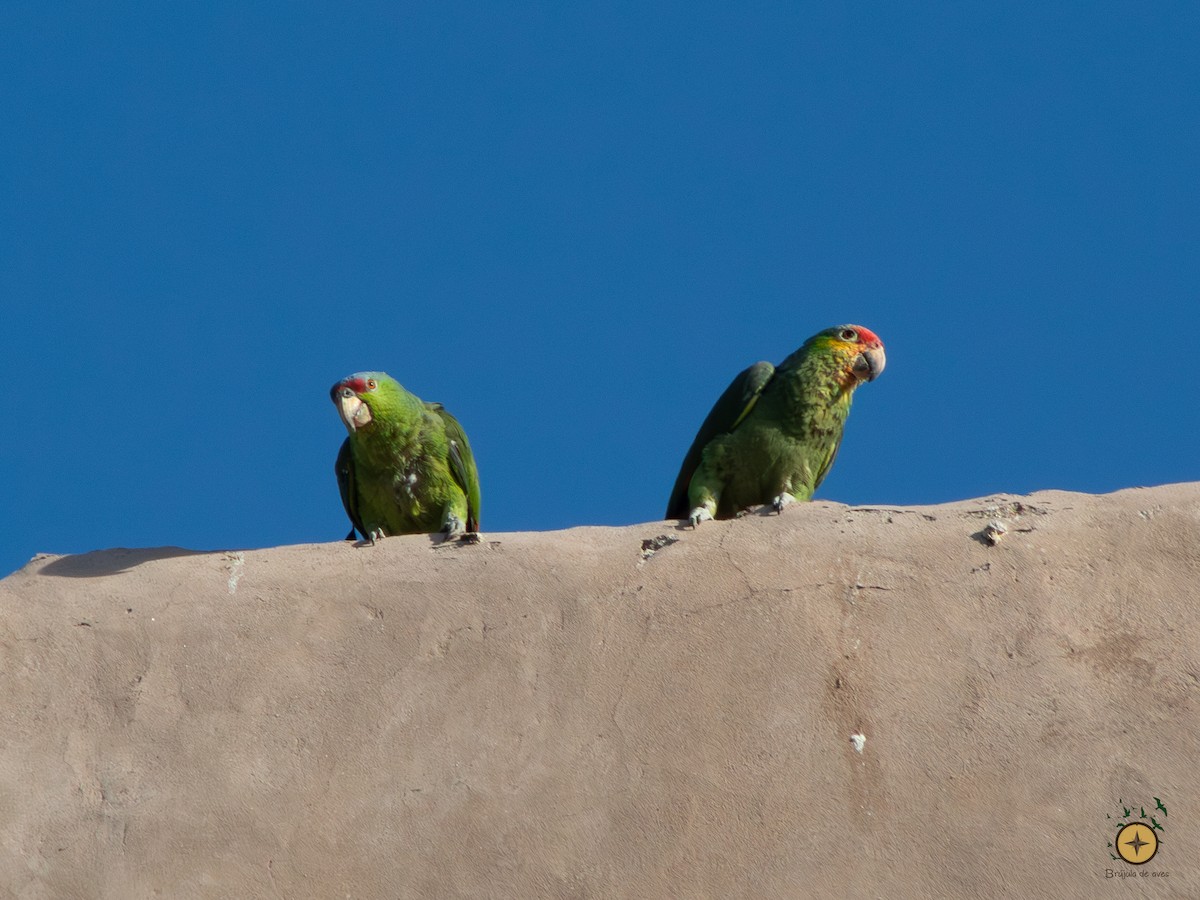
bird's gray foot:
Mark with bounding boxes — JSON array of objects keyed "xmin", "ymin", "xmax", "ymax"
[
  {"xmin": 772, "ymin": 492, "xmax": 798, "ymax": 514},
  {"xmin": 441, "ymin": 514, "xmax": 466, "ymax": 539},
  {"xmin": 688, "ymin": 507, "xmax": 714, "ymax": 529},
  {"xmin": 367, "ymin": 527, "xmax": 386, "ymax": 545}
]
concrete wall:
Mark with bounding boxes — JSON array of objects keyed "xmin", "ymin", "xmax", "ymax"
[{"xmin": 2, "ymin": 485, "xmax": 1198, "ymax": 898}]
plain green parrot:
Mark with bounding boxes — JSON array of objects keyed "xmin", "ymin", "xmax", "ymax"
[
  {"xmin": 666, "ymin": 324, "xmax": 886, "ymax": 526},
  {"xmin": 331, "ymin": 371, "xmax": 481, "ymax": 542}
]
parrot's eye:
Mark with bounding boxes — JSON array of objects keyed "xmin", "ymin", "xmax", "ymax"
[
  {"xmin": 366, "ymin": 379, "xmax": 377, "ymax": 390},
  {"xmin": 839, "ymin": 328, "xmax": 858, "ymax": 342}
]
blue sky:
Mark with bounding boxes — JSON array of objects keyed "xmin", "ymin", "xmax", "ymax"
[{"xmin": 3, "ymin": 2, "xmax": 1198, "ymax": 577}]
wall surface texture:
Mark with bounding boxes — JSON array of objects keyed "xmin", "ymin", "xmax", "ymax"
[{"xmin": 2, "ymin": 485, "xmax": 1198, "ymax": 898}]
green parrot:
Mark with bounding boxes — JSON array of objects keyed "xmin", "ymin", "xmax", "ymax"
[
  {"xmin": 331, "ymin": 371, "xmax": 481, "ymax": 542},
  {"xmin": 666, "ymin": 324, "xmax": 885, "ymax": 526}
]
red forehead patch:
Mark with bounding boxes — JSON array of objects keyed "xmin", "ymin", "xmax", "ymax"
[
  {"xmin": 342, "ymin": 377, "xmax": 370, "ymax": 394},
  {"xmin": 849, "ymin": 325, "xmax": 881, "ymax": 346}
]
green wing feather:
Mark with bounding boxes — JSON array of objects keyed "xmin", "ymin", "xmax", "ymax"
[
  {"xmin": 428, "ymin": 403, "xmax": 482, "ymax": 532},
  {"xmin": 665, "ymin": 361, "xmax": 776, "ymax": 519},
  {"xmin": 335, "ymin": 437, "xmax": 364, "ymax": 540}
]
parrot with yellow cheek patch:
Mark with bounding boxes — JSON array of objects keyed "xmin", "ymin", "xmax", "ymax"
[
  {"xmin": 666, "ymin": 324, "xmax": 886, "ymax": 526},
  {"xmin": 331, "ymin": 372, "xmax": 481, "ymax": 543}
]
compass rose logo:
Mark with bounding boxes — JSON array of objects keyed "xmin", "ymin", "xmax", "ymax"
[
  {"xmin": 1114, "ymin": 822, "xmax": 1157, "ymax": 864},
  {"xmin": 1107, "ymin": 797, "xmax": 1166, "ymax": 866}
]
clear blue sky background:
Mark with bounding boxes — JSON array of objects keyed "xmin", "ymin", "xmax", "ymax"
[{"xmin": 3, "ymin": 3, "xmax": 1198, "ymax": 577}]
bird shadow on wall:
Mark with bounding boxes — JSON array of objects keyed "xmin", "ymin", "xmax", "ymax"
[{"xmin": 37, "ymin": 547, "xmax": 214, "ymax": 577}]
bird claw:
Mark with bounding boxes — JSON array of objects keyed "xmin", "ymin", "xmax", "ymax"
[
  {"xmin": 688, "ymin": 507, "xmax": 713, "ymax": 529},
  {"xmin": 772, "ymin": 492, "xmax": 798, "ymax": 514},
  {"xmin": 442, "ymin": 515, "xmax": 466, "ymax": 539},
  {"xmin": 367, "ymin": 528, "xmax": 386, "ymax": 545}
]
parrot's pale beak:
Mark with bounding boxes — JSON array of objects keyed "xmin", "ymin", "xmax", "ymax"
[
  {"xmin": 852, "ymin": 346, "xmax": 886, "ymax": 382},
  {"xmin": 336, "ymin": 389, "xmax": 374, "ymax": 432}
]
